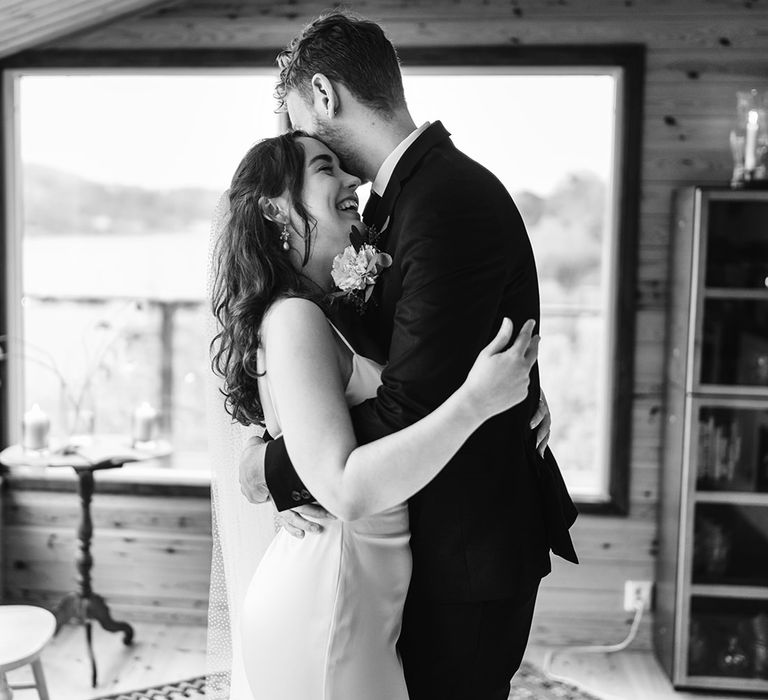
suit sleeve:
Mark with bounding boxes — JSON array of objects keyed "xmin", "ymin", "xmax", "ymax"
[{"xmin": 264, "ymin": 435, "xmax": 314, "ymax": 512}]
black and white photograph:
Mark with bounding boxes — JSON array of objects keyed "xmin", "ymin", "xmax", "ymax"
[{"xmin": 0, "ymin": 2, "xmax": 766, "ymax": 699}]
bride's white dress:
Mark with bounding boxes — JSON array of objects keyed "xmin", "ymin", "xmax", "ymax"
[{"xmin": 241, "ymin": 321, "xmax": 412, "ymax": 700}]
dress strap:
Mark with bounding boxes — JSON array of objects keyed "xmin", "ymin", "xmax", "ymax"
[{"xmin": 327, "ymin": 320, "xmax": 356, "ymax": 354}]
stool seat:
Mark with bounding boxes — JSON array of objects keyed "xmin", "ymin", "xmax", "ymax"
[{"xmin": 0, "ymin": 606, "xmax": 56, "ymax": 672}]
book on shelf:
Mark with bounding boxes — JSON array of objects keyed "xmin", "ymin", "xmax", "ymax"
[{"xmin": 697, "ymin": 415, "xmax": 747, "ymax": 490}]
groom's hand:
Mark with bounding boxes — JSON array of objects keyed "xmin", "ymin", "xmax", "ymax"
[
  {"xmin": 529, "ymin": 388, "xmax": 552, "ymax": 457},
  {"xmin": 275, "ymin": 504, "xmax": 336, "ymax": 538},
  {"xmin": 239, "ymin": 435, "xmax": 335, "ymax": 536}
]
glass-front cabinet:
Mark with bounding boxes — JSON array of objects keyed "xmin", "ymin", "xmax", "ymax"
[{"xmin": 656, "ymin": 188, "xmax": 768, "ymax": 693}]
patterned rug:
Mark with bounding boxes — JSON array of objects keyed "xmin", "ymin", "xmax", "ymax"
[
  {"xmin": 91, "ymin": 662, "xmax": 601, "ymax": 700},
  {"xmin": 508, "ymin": 661, "xmax": 602, "ymax": 699}
]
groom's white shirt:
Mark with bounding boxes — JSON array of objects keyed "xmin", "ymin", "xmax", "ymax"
[{"xmin": 371, "ymin": 122, "xmax": 430, "ymax": 196}]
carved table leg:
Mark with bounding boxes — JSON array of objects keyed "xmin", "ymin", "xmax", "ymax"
[
  {"xmin": 87, "ymin": 594, "xmax": 134, "ymax": 645},
  {"xmin": 53, "ymin": 465, "xmax": 136, "ymax": 688},
  {"xmin": 85, "ymin": 620, "xmax": 97, "ymax": 688},
  {"xmin": 76, "ymin": 469, "xmax": 100, "ymax": 686},
  {"xmin": 53, "ymin": 591, "xmax": 82, "ymax": 634},
  {"xmin": 75, "ymin": 469, "xmax": 95, "ymax": 600}
]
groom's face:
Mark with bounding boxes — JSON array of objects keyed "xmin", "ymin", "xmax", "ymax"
[{"xmin": 286, "ymin": 90, "xmax": 367, "ymax": 181}]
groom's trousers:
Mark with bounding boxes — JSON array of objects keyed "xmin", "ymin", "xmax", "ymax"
[{"xmin": 397, "ymin": 581, "xmax": 539, "ymax": 700}]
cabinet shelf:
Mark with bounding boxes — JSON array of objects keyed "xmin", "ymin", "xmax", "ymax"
[
  {"xmin": 695, "ymin": 492, "xmax": 768, "ymax": 506},
  {"xmin": 690, "ymin": 584, "xmax": 768, "ymax": 600},
  {"xmin": 695, "ymin": 385, "xmax": 768, "ymax": 397},
  {"xmin": 684, "ymin": 676, "xmax": 768, "ymax": 692},
  {"xmin": 704, "ymin": 288, "xmax": 768, "ymax": 300}
]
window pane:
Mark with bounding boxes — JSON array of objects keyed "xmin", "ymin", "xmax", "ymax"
[
  {"xmin": 18, "ymin": 74, "xmax": 281, "ymax": 468},
  {"xmin": 402, "ymin": 72, "xmax": 617, "ymax": 498}
]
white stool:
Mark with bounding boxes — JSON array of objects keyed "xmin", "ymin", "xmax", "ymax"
[{"xmin": 0, "ymin": 605, "xmax": 56, "ymax": 700}]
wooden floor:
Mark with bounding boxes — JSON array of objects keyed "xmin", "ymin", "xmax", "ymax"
[
  {"xmin": 525, "ymin": 646, "xmax": 745, "ymax": 700},
  {"xmin": 4, "ymin": 622, "xmax": 747, "ymax": 700},
  {"xmin": 5, "ymin": 622, "xmax": 208, "ymax": 700}
]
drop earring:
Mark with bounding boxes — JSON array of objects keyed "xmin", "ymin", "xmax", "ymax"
[{"xmin": 280, "ymin": 223, "xmax": 290, "ymax": 251}]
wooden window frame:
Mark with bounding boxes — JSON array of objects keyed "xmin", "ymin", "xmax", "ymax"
[{"xmin": 0, "ymin": 46, "xmax": 644, "ymax": 512}]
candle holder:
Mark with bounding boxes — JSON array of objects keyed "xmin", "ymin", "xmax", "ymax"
[{"xmin": 730, "ymin": 89, "xmax": 768, "ymax": 188}]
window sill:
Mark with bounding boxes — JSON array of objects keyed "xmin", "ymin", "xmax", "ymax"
[{"xmin": 1, "ymin": 450, "xmax": 211, "ymax": 497}]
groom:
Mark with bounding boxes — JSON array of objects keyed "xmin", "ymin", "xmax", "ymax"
[{"xmin": 239, "ymin": 12, "xmax": 578, "ymax": 699}]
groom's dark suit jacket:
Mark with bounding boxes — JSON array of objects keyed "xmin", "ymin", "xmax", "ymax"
[{"xmin": 265, "ymin": 121, "xmax": 578, "ymax": 602}]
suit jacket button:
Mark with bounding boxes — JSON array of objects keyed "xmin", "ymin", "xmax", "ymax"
[
  {"xmin": 291, "ymin": 490, "xmax": 302, "ymax": 501},
  {"xmin": 300, "ymin": 489, "xmax": 311, "ymax": 499}
]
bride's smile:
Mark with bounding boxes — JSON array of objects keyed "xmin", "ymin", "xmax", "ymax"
[
  {"xmin": 264, "ymin": 136, "xmax": 362, "ymax": 292},
  {"xmin": 294, "ymin": 137, "xmax": 361, "ymax": 274}
]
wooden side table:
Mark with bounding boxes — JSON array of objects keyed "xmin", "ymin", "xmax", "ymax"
[{"xmin": 0, "ymin": 435, "xmax": 171, "ymax": 688}]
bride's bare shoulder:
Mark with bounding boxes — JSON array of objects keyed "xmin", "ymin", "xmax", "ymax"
[{"xmin": 261, "ymin": 297, "xmax": 330, "ymax": 345}]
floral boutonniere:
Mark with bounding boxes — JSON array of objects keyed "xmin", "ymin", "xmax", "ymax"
[{"xmin": 329, "ymin": 224, "xmax": 392, "ymax": 313}]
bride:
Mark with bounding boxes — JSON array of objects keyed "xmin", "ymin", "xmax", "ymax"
[{"xmin": 207, "ymin": 131, "xmax": 540, "ymax": 700}]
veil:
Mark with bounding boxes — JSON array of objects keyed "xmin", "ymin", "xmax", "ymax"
[{"xmin": 205, "ymin": 191, "xmax": 278, "ymax": 699}]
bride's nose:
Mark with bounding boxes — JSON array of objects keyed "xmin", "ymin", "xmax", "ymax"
[{"xmin": 342, "ymin": 170, "xmax": 361, "ymax": 190}]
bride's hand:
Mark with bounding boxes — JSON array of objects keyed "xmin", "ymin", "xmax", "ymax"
[{"xmin": 462, "ymin": 318, "xmax": 539, "ymax": 421}]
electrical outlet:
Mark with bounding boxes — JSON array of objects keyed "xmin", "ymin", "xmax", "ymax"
[{"xmin": 624, "ymin": 580, "xmax": 653, "ymax": 612}]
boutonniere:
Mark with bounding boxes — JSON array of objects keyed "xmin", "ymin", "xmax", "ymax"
[{"xmin": 329, "ymin": 224, "xmax": 392, "ymax": 313}]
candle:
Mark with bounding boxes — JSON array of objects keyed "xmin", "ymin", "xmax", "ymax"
[
  {"xmin": 23, "ymin": 404, "xmax": 50, "ymax": 450},
  {"xmin": 745, "ymin": 109, "xmax": 759, "ymax": 172},
  {"xmin": 132, "ymin": 402, "xmax": 157, "ymax": 443}
]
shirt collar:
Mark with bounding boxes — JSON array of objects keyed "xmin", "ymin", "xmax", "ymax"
[{"xmin": 371, "ymin": 121, "xmax": 431, "ymax": 196}]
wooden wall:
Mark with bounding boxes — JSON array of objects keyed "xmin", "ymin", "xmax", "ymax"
[
  {"xmin": 0, "ymin": 0, "xmax": 170, "ymax": 59},
  {"xmin": 4, "ymin": 0, "xmax": 768, "ymax": 645},
  {"xmin": 2, "ymin": 479, "xmax": 212, "ymax": 623}
]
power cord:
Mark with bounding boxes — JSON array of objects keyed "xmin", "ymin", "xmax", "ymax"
[{"xmin": 540, "ymin": 600, "xmax": 646, "ymax": 700}]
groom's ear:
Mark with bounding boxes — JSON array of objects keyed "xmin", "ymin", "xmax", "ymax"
[{"xmin": 310, "ymin": 73, "xmax": 338, "ymax": 119}]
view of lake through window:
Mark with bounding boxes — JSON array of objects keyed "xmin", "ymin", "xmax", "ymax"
[{"xmin": 13, "ymin": 70, "xmax": 617, "ymax": 496}]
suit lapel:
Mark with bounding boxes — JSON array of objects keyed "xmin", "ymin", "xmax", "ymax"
[
  {"xmin": 327, "ymin": 298, "xmax": 388, "ymax": 365},
  {"xmin": 361, "ymin": 191, "xmax": 380, "ymax": 227},
  {"xmin": 365, "ymin": 121, "xmax": 453, "ymax": 238},
  {"xmin": 345, "ymin": 122, "xmax": 452, "ymax": 362}
]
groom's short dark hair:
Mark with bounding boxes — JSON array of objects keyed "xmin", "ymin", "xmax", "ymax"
[{"xmin": 275, "ymin": 12, "xmax": 406, "ymax": 115}]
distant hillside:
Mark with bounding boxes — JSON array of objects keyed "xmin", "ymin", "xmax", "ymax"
[
  {"xmin": 22, "ymin": 163, "xmax": 223, "ymax": 236},
  {"xmin": 21, "ymin": 163, "xmax": 606, "ymax": 295},
  {"xmin": 514, "ymin": 172, "xmax": 606, "ymax": 292}
]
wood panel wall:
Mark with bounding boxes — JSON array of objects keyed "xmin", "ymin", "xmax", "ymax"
[
  {"xmin": 3, "ymin": 0, "xmax": 768, "ymax": 645},
  {"xmin": 0, "ymin": 0, "xmax": 173, "ymax": 59},
  {"xmin": 2, "ymin": 481, "xmax": 212, "ymax": 623}
]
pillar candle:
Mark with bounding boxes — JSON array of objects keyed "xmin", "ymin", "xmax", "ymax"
[
  {"xmin": 23, "ymin": 404, "xmax": 50, "ymax": 450},
  {"xmin": 132, "ymin": 402, "xmax": 157, "ymax": 443},
  {"xmin": 745, "ymin": 110, "xmax": 759, "ymax": 172}
]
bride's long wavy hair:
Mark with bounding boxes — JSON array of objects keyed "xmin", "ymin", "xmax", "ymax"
[{"xmin": 210, "ymin": 131, "xmax": 319, "ymax": 426}]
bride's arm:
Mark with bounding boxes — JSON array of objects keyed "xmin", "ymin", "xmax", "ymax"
[{"xmin": 263, "ymin": 297, "xmax": 536, "ymax": 521}]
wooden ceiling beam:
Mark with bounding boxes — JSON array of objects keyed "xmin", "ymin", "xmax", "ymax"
[{"xmin": 0, "ymin": 0, "xmax": 178, "ymax": 59}]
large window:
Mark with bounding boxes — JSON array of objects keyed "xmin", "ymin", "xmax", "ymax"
[
  {"xmin": 2, "ymin": 48, "xmax": 641, "ymax": 509},
  {"xmin": 5, "ymin": 72, "xmax": 283, "ymax": 471}
]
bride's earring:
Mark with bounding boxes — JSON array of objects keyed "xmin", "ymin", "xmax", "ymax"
[{"xmin": 280, "ymin": 223, "xmax": 290, "ymax": 251}]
